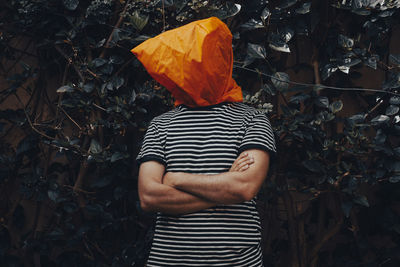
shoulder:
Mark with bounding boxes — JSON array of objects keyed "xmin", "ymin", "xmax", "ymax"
[
  {"xmin": 231, "ymin": 102, "xmax": 266, "ymax": 119},
  {"xmin": 150, "ymin": 107, "xmax": 181, "ymax": 127}
]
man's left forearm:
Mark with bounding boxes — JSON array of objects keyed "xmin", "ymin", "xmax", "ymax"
[{"xmin": 163, "ymin": 149, "xmax": 270, "ymax": 204}]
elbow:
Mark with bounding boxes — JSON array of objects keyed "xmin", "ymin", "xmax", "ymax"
[
  {"xmin": 235, "ymin": 183, "xmax": 258, "ymax": 202},
  {"xmin": 139, "ymin": 192, "xmax": 155, "ymax": 212}
]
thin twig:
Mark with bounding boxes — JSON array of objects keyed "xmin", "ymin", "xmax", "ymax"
[
  {"xmin": 54, "ymin": 45, "xmax": 84, "ymax": 81},
  {"xmin": 92, "ymin": 103, "xmax": 107, "ymax": 111},
  {"xmin": 59, "ymin": 106, "xmax": 82, "ymax": 130},
  {"xmin": 99, "ymin": 0, "xmax": 132, "ymax": 58},
  {"xmin": 14, "ymin": 93, "xmax": 55, "ymax": 140}
]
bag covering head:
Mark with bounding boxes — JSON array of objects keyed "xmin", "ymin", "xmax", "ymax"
[{"xmin": 131, "ymin": 17, "xmax": 243, "ymax": 107}]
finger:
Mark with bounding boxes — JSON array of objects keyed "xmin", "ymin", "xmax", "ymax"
[
  {"xmin": 236, "ymin": 157, "xmax": 254, "ymax": 170},
  {"xmin": 234, "ymin": 153, "xmax": 251, "ymax": 166},
  {"xmin": 238, "ymin": 164, "xmax": 249, "ymax": 172}
]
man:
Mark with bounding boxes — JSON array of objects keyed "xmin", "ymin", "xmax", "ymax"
[{"xmin": 133, "ymin": 17, "xmax": 276, "ymax": 266}]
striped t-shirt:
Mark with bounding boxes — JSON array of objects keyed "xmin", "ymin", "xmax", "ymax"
[{"xmin": 137, "ymin": 102, "xmax": 276, "ymax": 267}]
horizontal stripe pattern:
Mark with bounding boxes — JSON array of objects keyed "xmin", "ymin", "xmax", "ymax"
[{"xmin": 137, "ymin": 102, "xmax": 276, "ymax": 266}]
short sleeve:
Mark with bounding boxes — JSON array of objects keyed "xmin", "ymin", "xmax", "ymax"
[
  {"xmin": 136, "ymin": 119, "xmax": 166, "ymax": 166},
  {"xmin": 238, "ymin": 112, "xmax": 276, "ymax": 157}
]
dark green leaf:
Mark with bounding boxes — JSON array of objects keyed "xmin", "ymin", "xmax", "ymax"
[
  {"xmin": 271, "ymin": 72, "xmax": 290, "ymax": 91},
  {"xmin": 338, "ymin": 34, "xmax": 354, "ymax": 49},
  {"xmin": 277, "ymin": 0, "xmax": 297, "ymax": 9},
  {"xmin": 347, "ymin": 113, "xmax": 366, "ymax": 124},
  {"xmin": 111, "ymin": 152, "xmax": 126, "ymax": 162},
  {"xmin": 129, "ymin": 11, "xmax": 149, "ymax": 32},
  {"xmin": 63, "ymin": 0, "xmax": 79, "ymax": 11},
  {"xmin": 290, "ymin": 93, "xmax": 310, "ymax": 104},
  {"xmin": 269, "ymin": 33, "xmax": 290, "ymax": 53},
  {"xmin": 247, "ymin": 43, "xmax": 266, "ymax": 59},
  {"xmin": 57, "ymin": 85, "xmax": 74, "ymax": 93},
  {"xmin": 295, "ymin": 2, "xmax": 311, "ymax": 14},
  {"xmin": 260, "ymin": 7, "xmax": 271, "ymax": 24},
  {"xmin": 111, "ymin": 76, "xmax": 124, "ymax": 90},
  {"xmin": 262, "ymin": 83, "xmax": 276, "ymax": 95},
  {"xmin": 211, "ymin": 3, "xmax": 241, "ymax": 20},
  {"xmin": 390, "ymin": 96, "xmax": 400, "ymax": 105},
  {"xmin": 92, "ymin": 58, "xmax": 107, "ymax": 68},
  {"xmin": 100, "ymin": 64, "xmax": 114, "ymax": 75},
  {"xmin": 48, "ymin": 189, "xmax": 59, "ymax": 202},
  {"xmin": 109, "ymin": 55, "xmax": 124, "ymax": 65},
  {"xmin": 315, "ymin": 97, "xmax": 329, "ymax": 108},
  {"xmin": 89, "ymin": 139, "xmax": 102, "ymax": 154},
  {"xmin": 374, "ymin": 129, "xmax": 386, "ymax": 145},
  {"xmin": 353, "ymin": 195, "xmax": 369, "ymax": 207},
  {"xmin": 365, "ymin": 54, "xmax": 379, "ymax": 69},
  {"xmin": 330, "ymin": 100, "xmax": 343, "ymax": 113},
  {"xmin": 83, "ymin": 82, "xmax": 95, "ymax": 93},
  {"xmin": 386, "ymin": 105, "xmax": 399, "ymax": 116},
  {"xmin": 371, "ymin": 115, "xmax": 390, "ymax": 124},
  {"xmin": 240, "ymin": 19, "xmax": 264, "ymax": 31},
  {"xmin": 389, "ymin": 176, "xmax": 400, "ymax": 183},
  {"xmin": 389, "ymin": 54, "xmax": 400, "ymax": 66}
]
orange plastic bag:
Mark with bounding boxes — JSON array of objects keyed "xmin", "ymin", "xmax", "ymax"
[{"xmin": 131, "ymin": 17, "xmax": 243, "ymax": 107}]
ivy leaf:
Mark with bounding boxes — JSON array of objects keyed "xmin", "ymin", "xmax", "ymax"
[
  {"xmin": 389, "ymin": 54, "xmax": 400, "ymax": 66},
  {"xmin": 338, "ymin": 34, "xmax": 354, "ymax": 49},
  {"xmin": 92, "ymin": 58, "xmax": 107, "ymax": 68},
  {"xmin": 244, "ymin": 43, "xmax": 266, "ymax": 66},
  {"xmin": 63, "ymin": 0, "xmax": 79, "ymax": 11},
  {"xmin": 371, "ymin": 115, "xmax": 390, "ymax": 124},
  {"xmin": 89, "ymin": 139, "xmax": 102, "ymax": 154},
  {"xmin": 390, "ymin": 96, "xmax": 400, "ymax": 105},
  {"xmin": 240, "ymin": 19, "xmax": 264, "ymax": 31},
  {"xmin": 315, "ymin": 96, "xmax": 329, "ymax": 108},
  {"xmin": 111, "ymin": 152, "xmax": 126, "ymax": 162},
  {"xmin": 212, "ymin": 3, "xmax": 241, "ymax": 20},
  {"xmin": 111, "ymin": 76, "xmax": 124, "ymax": 90},
  {"xmin": 271, "ymin": 72, "xmax": 290, "ymax": 91},
  {"xmin": 129, "ymin": 11, "xmax": 149, "ymax": 32},
  {"xmin": 353, "ymin": 195, "xmax": 369, "ymax": 207},
  {"xmin": 389, "ymin": 176, "xmax": 400, "ymax": 183},
  {"xmin": 277, "ymin": 0, "xmax": 297, "ymax": 9},
  {"xmin": 260, "ymin": 7, "xmax": 271, "ymax": 24},
  {"xmin": 83, "ymin": 82, "xmax": 94, "ymax": 93},
  {"xmin": 386, "ymin": 105, "xmax": 399, "ymax": 116},
  {"xmin": 247, "ymin": 43, "xmax": 266, "ymax": 59},
  {"xmin": 109, "ymin": 55, "xmax": 124, "ymax": 65},
  {"xmin": 365, "ymin": 54, "xmax": 379, "ymax": 70},
  {"xmin": 330, "ymin": 100, "xmax": 343, "ymax": 113},
  {"xmin": 57, "ymin": 85, "xmax": 74, "ymax": 93},
  {"xmin": 295, "ymin": 2, "xmax": 311, "ymax": 14},
  {"xmin": 269, "ymin": 33, "xmax": 290, "ymax": 53}
]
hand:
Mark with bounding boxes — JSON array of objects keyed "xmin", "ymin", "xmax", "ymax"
[{"xmin": 229, "ymin": 152, "xmax": 254, "ymax": 172}]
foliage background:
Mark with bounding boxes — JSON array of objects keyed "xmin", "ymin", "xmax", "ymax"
[{"xmin": 1, "ymin": 0, "xmax": 400, "ymax": 266}]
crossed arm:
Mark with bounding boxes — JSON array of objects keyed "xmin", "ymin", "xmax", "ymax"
[{"xmin": 138, "ymin": 149, "xmax": 270, "ymax": 215}]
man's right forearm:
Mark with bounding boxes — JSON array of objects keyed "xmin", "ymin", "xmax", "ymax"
[{"xmin": 140, "ymin": 181, "xmax": 216, "ymax": 215}]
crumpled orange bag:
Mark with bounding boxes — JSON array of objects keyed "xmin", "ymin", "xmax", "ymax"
[{"xmin": 131, "ymin": 17, "xmax": 243, "ymax": 107}]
